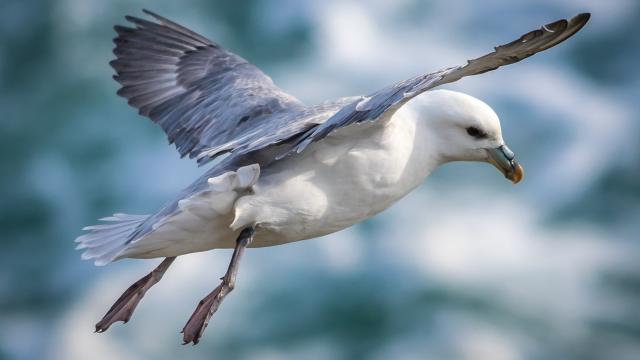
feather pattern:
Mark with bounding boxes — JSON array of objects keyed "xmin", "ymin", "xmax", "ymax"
[
  {"xmin": 281, "ymin": 13, "xmax": 591, "ymax": 157},
  {"xmin": 113, "ymin": 11, "xmax": 589, "ymax": 166},
  {"xmin": 111, "ymin": 9, "xmax": 306, "ymax": 161},
  {"xmin": 81, "ymin": 11, "xmax": 590, "ymax": 263},
  {"xmin": 75, "ymin": 214, "xmax": 149, "ymax": 265}
]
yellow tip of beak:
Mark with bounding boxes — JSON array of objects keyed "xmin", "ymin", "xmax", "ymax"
[{"xmin": 508, "ymin": 163, "xmax": 524, "ymax": 184}]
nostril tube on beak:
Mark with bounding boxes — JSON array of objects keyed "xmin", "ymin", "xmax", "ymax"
[{"xmin": 500, "ymin": 145, "xmax": 515, "ymax": 160}]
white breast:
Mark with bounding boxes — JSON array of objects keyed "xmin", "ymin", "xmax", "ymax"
[{"xmin": 233, "ymin": 105, "xmax": 440, "ymax": 246}]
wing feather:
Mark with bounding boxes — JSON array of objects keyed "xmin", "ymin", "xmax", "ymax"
[
  {"xmin": 111, "ymin": 9, "xmax": 305, "ymax": 161},
  {"xmin": 280, "ymin": 13, "xmax": 590, "ymax": 157},
  {"xmin": 113, "ymin": 11, "xmax": 589, "ymax": 166}
]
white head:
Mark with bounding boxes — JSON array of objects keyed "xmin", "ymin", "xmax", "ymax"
[{"xmin": 411, "ymin": 89, "xmax": 524, "ymax": 183}]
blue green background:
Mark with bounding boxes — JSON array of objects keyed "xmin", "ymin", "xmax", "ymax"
[{"xmin": 1, "ymin": 1, "xmax": 639, "ymax": 359}]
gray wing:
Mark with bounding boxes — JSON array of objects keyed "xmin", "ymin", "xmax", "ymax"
[
  {"xmin": 125, "ymin": 97, "xmax": 357, "ymax": 243},
  {"xmin": 278, "ymin": 13, "xmax": 590, "ymax": 157},
  {"xmin": 194, "ymin": 96, "xmax": 360, "ymax": 164},
  {"xmin": 111, "ymin": 10, "xmax": 306, "ymax": 161}
]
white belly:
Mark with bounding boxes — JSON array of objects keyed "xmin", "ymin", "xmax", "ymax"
[{"xmin": 233, "ymin": 106, "xmax": 437, "ymax": 246}]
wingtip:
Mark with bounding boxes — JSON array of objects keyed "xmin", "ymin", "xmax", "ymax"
[
  {"xmin": 544, "ymin": 13, "xmax": 590, "ymax": 34},
  {"xmin": 124, "ymin": 15, "xmax": 139, "ymax": 23},
  {"xmin": 572, "ymin": 13, "xmax": 591, "ymax": 27},
  {"xmin": 576, "ymin": 12, "xmax": 591, "ymax": 21},
  {"xmin": 119, "ymin": 10, "xmax": 155, "ymax": 24},
  {"xmin": 142, "ymin": 9, "xmax": 159, "ymax": 18}
]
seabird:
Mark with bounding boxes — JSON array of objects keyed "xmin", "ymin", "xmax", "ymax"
[{"xmin": 76, "ymin": 10, "xmax": 590, "ymax": 344}]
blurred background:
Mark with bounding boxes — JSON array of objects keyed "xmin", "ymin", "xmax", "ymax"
[{"xmin": 1, "ymin": 0, "xmax": 639, "ymax": 359}]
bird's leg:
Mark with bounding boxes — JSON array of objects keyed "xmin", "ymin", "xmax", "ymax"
[
  {"xmin": 182, "ymin": 227, "xmax": 255, "ymax": 345},
  {"xmin": 95, "ymin": 256, "xmax": 176, "ymax": 333}
]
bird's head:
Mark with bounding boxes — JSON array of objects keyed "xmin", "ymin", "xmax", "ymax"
[{"xmin": 413, "ymin": 89, "xmax": 524, "ymax": 184}]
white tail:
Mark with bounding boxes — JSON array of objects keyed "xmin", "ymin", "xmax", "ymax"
[{"xmin": 75, "ymin": 213, "xmax": 148, "ymax": 266}]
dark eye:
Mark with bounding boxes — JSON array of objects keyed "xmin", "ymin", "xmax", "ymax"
[{"xmin": 466, "ymin": 126, "xmax": 487, "ymax": 139}]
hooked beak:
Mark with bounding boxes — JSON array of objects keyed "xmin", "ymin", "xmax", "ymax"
[{"xmin": 486, "ymin": 145, "xmax": 524, "ymax": 184}]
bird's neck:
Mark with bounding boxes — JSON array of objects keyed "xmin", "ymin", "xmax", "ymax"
[{"xmin": 390, "ymin": 103, "xmax": 447, "ymax": 180}]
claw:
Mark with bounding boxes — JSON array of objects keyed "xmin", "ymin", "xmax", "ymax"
[
  {"xmin": 180, "ymin": 227, "xmax": 255, "ymax": 345},
  {"xmin": 95, "ymin": 257, "xmax": 176, "ymax": 333},
  {"xmin": 181, "ymin": 285, "xmax": 224, "ymax": 344},
  {"xmin": 95, "ymin": 273, "xmax": 151, "ymax": 332}
]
